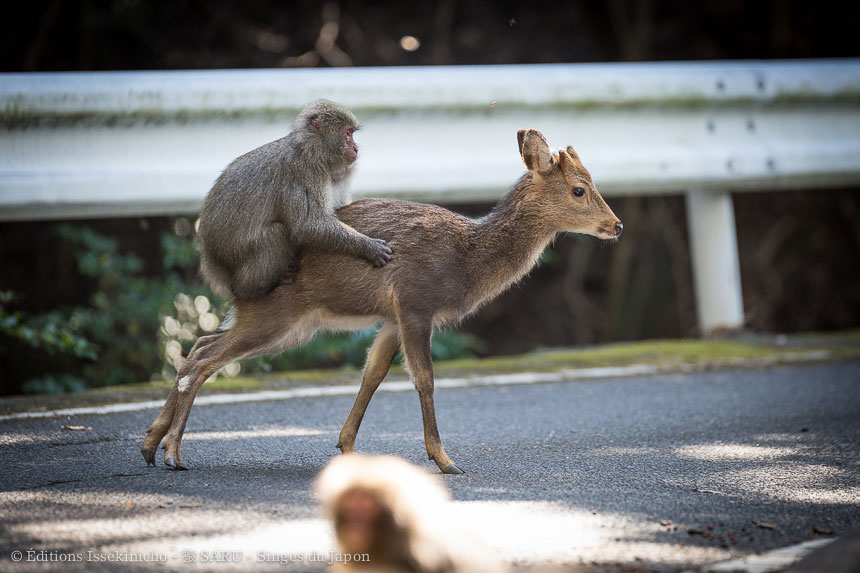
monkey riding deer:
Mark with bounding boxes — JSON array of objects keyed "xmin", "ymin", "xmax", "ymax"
[
  {"xmin": 197, "ymin": 99, "xmax": 392, "ymax": 299},
  {"xmin": 142, "ymin": 129, "xmax": 623, "ymax": 473}
]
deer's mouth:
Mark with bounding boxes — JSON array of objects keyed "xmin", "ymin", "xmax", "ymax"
[{"xmin": 596, "ymin": 226, "xmax": 621, "ymax": 240}]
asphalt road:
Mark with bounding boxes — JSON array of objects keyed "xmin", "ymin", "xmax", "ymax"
[{"xmin": 1, "ymin": 360, "xmax": 859, "ymax": 572}]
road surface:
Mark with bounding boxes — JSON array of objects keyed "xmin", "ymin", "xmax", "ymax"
[{"xmin": 1, "ymin": 360, "xmax": 859, "ymax": 571}]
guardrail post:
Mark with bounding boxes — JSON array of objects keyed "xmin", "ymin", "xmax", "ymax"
[{"xmin": 685, "ymin": 188, "xmax": 745, "ymax": 334}]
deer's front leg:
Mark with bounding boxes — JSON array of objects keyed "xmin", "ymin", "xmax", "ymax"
[
  {"xmin": 399, "ymin": 318, "xmax": 464, "ymax": 475},
  {"xmin": 338, "ymin": 322, "xmax": 400, "ymax": 454}
]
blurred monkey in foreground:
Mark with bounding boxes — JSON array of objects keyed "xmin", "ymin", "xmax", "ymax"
[{"xmin": 315, "ymin": 454, "xmax": 506, "ymax": 573}]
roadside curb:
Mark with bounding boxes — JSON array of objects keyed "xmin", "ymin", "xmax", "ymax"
[
  {"xmin": 0, "ymin": 350, "xmax": 836, "ymax": 422},
  {"xmin": 0, "ymin": 364, "xmax": 659, "ymax": 422}
]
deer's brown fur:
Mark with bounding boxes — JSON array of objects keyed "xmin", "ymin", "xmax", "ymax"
[{"xmin": 141, "ymin": 129, "xmax": 622, "ymax": 473}]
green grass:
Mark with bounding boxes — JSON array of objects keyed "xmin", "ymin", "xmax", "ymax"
[
  {"xmin": 794, "ymin": 328, "xmax": 860, "ymax": 342},
  {"xmin": 432, "ymin": 338, "xmax": 783, "ymax": 376},
  {"xmin": 2, "ymin": 332, "xmax": 858, "ymax": 416}
]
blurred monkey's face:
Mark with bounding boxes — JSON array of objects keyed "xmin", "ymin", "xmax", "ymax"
[{"xmin": 335, "ymin": 488, "xmax": 384, "ymax": 553}]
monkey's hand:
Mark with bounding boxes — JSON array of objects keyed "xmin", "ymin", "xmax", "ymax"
[{"xmin": 363, "ymin": 237, "xmax": 393, "ymax": 267}]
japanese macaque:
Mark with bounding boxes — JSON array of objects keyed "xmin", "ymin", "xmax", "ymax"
[
  {"xmin": 315, "ymin": 455, "xmax": 507, "ymax": 573},
  {"xmin": 197, "ymin": 99, "xmax": 392, "ymax": 299}
]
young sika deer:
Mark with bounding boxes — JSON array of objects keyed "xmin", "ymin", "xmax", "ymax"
[{"xmin": 142, "ymin": 129, "xmax": 623, "ymax": 474}]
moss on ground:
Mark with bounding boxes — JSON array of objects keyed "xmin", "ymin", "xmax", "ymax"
[
  {"xmin": 433, "ymin": 338, "xmax": 784, "ymax": 376},
  {"xmin": 1, "ymin": 332, "xmax": 857, "ymax": 416}
]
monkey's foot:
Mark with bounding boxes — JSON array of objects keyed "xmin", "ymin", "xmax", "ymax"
[
  {"xmin": 165, "ymin": 457, "xmax": 190, "ymax": 471},
  {"xmin": 141, "ymin": 448, "xmax": 156, "ymax": 467},
  {"xmin": 441, "ymin": 463, "xmax": 465, "ymax": 475}
]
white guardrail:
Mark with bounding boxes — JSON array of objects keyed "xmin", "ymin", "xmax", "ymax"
[{"xmin": 2, "ymin": 60, "xmax": 860, "ymax": 333}]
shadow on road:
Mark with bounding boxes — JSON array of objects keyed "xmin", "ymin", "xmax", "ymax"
[{"xmin": 1, "ymin": 361, "xmax": 858, "ymax": 570}]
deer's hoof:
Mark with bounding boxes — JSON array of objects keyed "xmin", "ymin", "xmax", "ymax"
[
  {"xmin": 141, "ymin": 448, "xmax": 156, "ymax": 467},
  {"xmin": 336, "ymin": 441, "xmax": 356, "ymax": 454},
  {"xmin": 165, "ymin": 457, "xmax": 190, "ymax": 471},
  {"xmin": 441, "ymin": 463, "xmax": 465, "ymax": 475}
]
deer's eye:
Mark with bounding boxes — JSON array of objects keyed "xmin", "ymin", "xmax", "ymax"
[{"xmin": 572, "ymin": 187, "xmax": 586, "ymax": 197}]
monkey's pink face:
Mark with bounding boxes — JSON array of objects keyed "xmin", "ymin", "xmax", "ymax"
[
  {"xmin": 345, "ymin": 127, "xmax": 358, "ymax": 162},
  {"xmin": 335, "ymin": 488, "xmax": 381, "ymax": 552}
]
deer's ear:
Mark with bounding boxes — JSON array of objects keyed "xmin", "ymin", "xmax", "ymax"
[
  {"xmin": 517, "ymin": 129, "xmax": 527, "ymax": 156},
  {"xmin": 558, "ymin": 148, "xmax": 572, "ymax": 170},
  {"xmin": 566, "ymin": 145, "xmax": 582, "ymax": 163},
  {"xmin": 520, "ymin": 129, "xmax": 553, "ymax": 174}
]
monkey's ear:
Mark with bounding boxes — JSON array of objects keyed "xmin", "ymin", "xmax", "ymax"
[
  {"xmin": 520, "ymin": 129, "xmax": 553, "ymax": 174},
  {"xmin": 309, "ymin": 114, "xmax": 324, "ymax": 133}
]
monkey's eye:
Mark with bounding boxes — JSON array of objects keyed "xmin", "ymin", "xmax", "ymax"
[{"xmin": 572, "ymin": 187, "xmax": 586, "ymax": 197}]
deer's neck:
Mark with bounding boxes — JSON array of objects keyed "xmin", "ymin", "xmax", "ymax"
[{"xmin": 468, "ymin": 176, "xmax": 556, "ymax": 304}]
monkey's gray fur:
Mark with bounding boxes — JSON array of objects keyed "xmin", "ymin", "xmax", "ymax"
[{"xmin": 197, "ymin": 99, "xmax": 392, "ymax": 299}]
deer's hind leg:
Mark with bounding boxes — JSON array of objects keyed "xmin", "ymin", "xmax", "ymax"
[
  {"xmin": 162, "ymin": 324, "xmax": 279, "ymax": 470},
  {"xmin": 161, "ymin": 331, "xmax": 241, "ymax": 470},
  {"xmin": 142, "ymin": 333, "xmax": 223, "ymax": 466},
  {"xmin": 143, "ymin": 302, "xmax": 309, "ymax": 470},
  {"xmin": 337, "ymin": 321, "xmax": 400, "ymax": 454}
]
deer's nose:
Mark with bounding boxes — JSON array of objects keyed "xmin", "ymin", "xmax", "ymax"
[{"xmin": 615, "ymin": 222, "xmax": 624, "ymax": 237}]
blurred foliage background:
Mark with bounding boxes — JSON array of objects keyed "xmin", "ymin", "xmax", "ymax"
[{"xmin": 2, "ymin": 0, "xmax": 859, "ymax": 394}]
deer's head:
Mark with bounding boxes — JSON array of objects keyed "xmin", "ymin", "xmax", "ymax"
[{"xmin": 517, "ymin": 128, "xmax": 623, "ymax": 241}]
